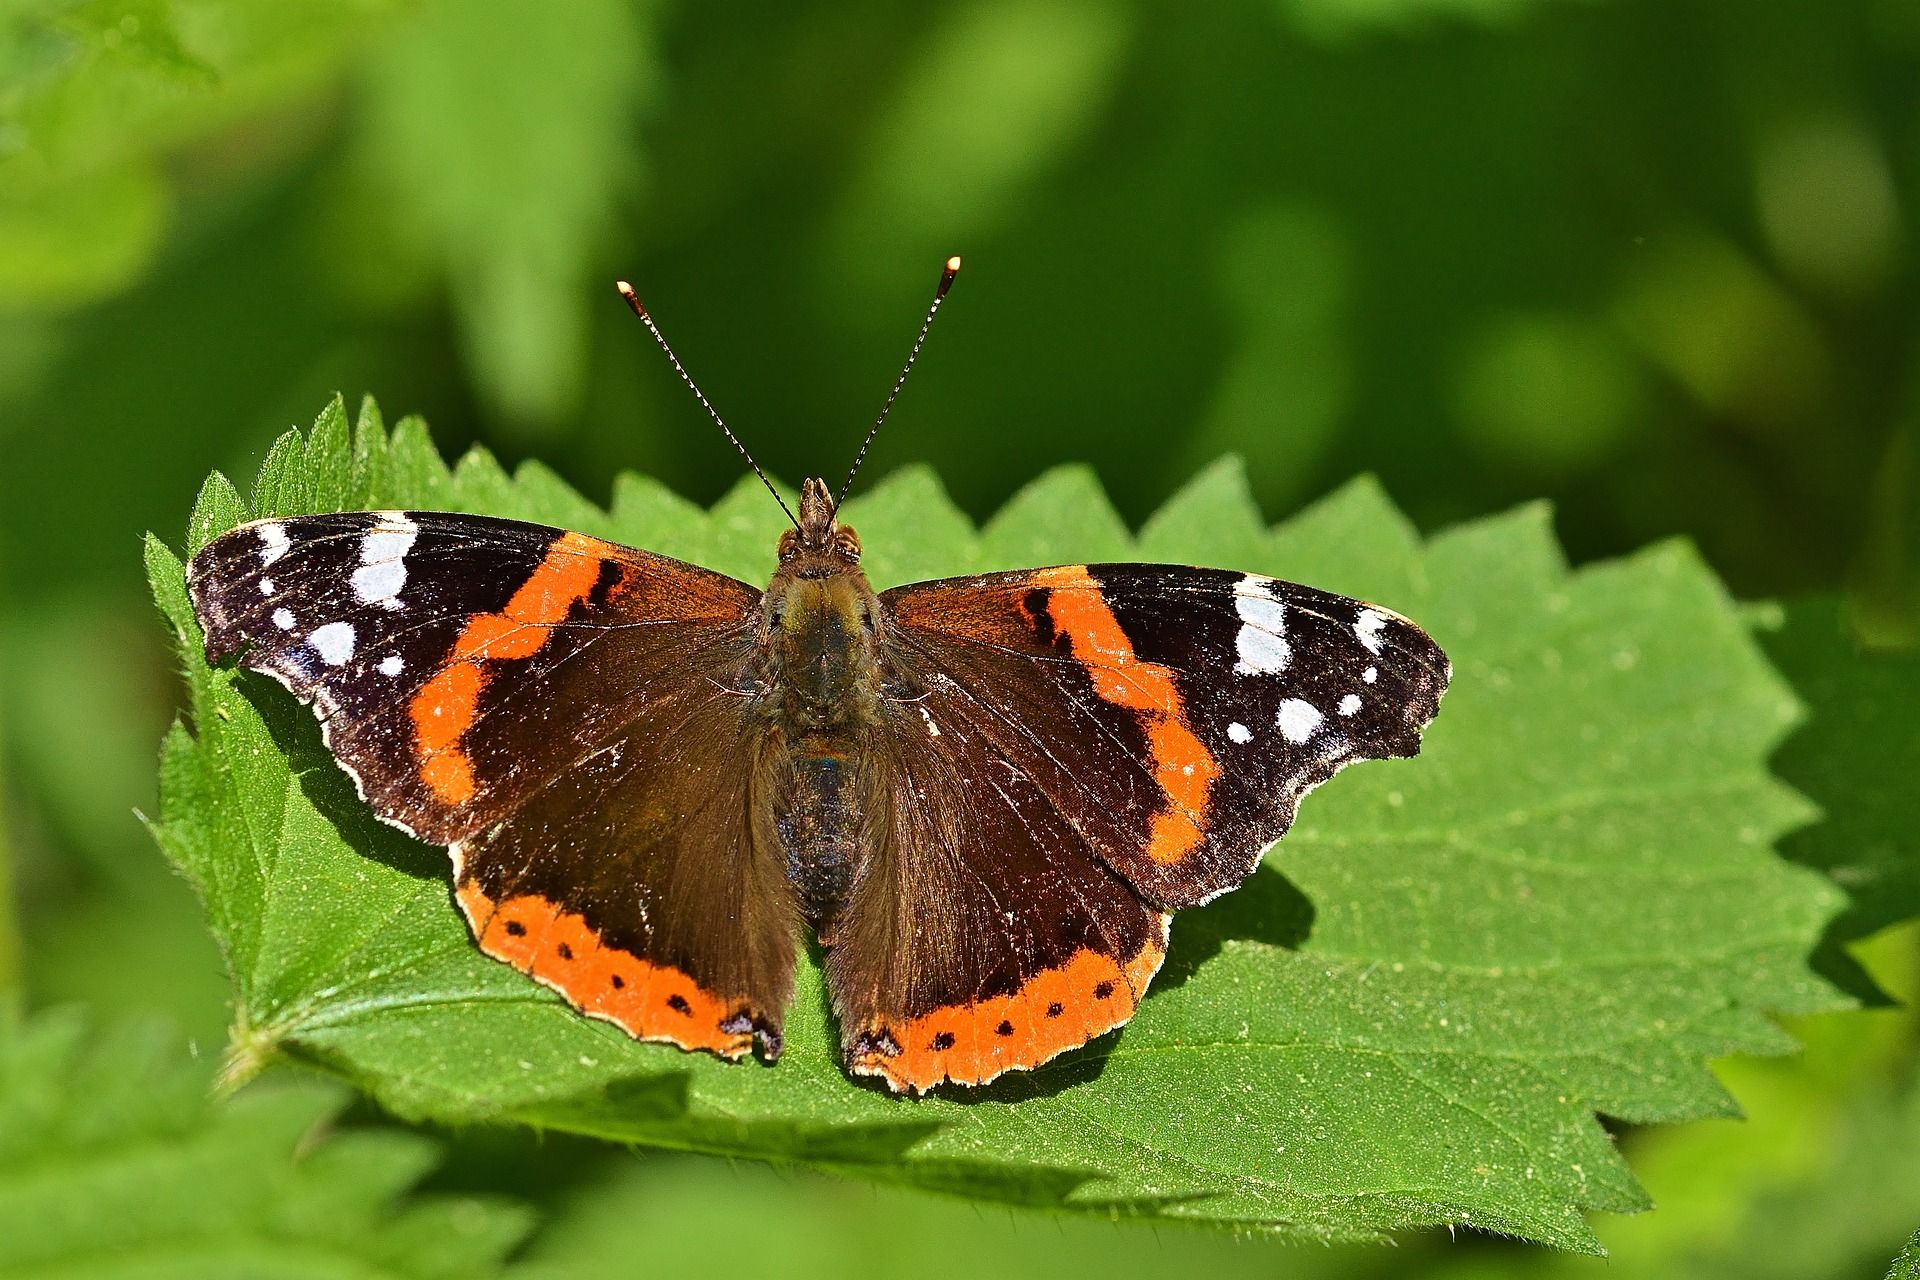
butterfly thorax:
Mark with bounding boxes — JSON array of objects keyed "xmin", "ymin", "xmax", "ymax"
[
  {"xmin": 760, "ymin": 479, "xmax": 885, "ymax": 729},
  {"xmin": 759, "ymin": 479, "xmax": 887, "ymax": 930}
]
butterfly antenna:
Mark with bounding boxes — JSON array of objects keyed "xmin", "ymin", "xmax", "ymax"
[
  {"xmin": 836, "ymin": 255, "xmax": 961, "ymax": 510},
  {"xmin": 616, "ymin": 280, "xmax": 800, "ymax": 531}
]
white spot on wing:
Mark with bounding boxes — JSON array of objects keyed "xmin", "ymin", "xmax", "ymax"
[
  {"xmin": 1356, "ymin": 609, "xmax": 1389, "ymax": 655},
  {"xmin": 1338, "ymin": 693, "xmax": 1362, "ymax": 716},
  {"xmin": 272, "ymin": 608, "xmax": 296, "ymax": 631},
  {"xmin": 259, "ymin": 577, "xmax": 275, "ymax": 596},
  {"xmin": 351, "ymin": 513, "xmax": 419, "ymax": 609},
  {"xmin": 258, "ymin": 522, "xmax": 290, "ymax": 566},
  {"xmin": 1233, "ymin": 576, "xmax": 1290, "ymax": 675},
  {"xmin": 1363, "ymin": 665, "xmax": 1378, "ymax": 684},
  {"xmin": 918, "ymin": 705, "xmax": 941, "ymax": 737},
  {"xmin": 378, "ymin": 654, "xmax": 404, "ymax": 677},
  {"xmin": 1235, "ymin": 583, "xmax": 1287, "ymax": 631},
  {"xmin": 1227, "ymin": 721, "xmax": 1253, "ymax": 744},
  {"xmin": 1276, "ymin": 698, "xmax": 1323, "ymax": 744},
  {"xmin": 1235, "ymin": 626, "xmax": 1291, "ymax": 676},
  {"xmin": 309, "ymin": 621, "xmax": 356, "ymax": 666}
]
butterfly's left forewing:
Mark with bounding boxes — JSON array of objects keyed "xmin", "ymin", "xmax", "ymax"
[
  {"xmin": 882, "ymin": 563, "xmax": 1449, "ymax": 907},
  {"xmin": 829, "ymin": 563, "xmax": 1449, "ymax": 1092}
]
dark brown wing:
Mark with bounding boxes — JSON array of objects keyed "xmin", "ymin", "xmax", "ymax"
[
  {"xmin": 188, "ymin": 512, "xmax": 795, "ymax": 1059},
  {"xmin": 826, "ymin": 562, "xmax": 1448, "ymax": 1092},
  {"xmin": 450, "ymin": 682, "xmax": 795, "ymax": 1060},
  {"xmin": 826, "ymin": 713, "xmax": 1169, "ymax": 1094},
  {"xmin": 880, "ymin": 563, "xmax": 1450, "ymax": 908}
]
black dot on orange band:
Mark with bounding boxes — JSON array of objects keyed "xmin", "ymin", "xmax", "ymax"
[
  {"xmin": 932, "ymin": 1031, "xmax": 956, "ymax": 1051},
  {"xmin": 504, "ymin": 920, "xmax": 527, "ymax": 937},
  {"xmin": 610, "ymin": 974, "xmax": 625, "ymax": 989},
  {"xmin": 995, "ymin": 1020, "xmax": 1014, "ymax": 1037},
  {"xmin": 556, "ymin": 942, "xmax": 573, "ymax": 960},
  {"xmin": 667, "ymin": 993, "xmax": 692, "ymax": 1014},
  {"xmin": 1094, "ymin": 981, "xmax": 1114, "ymax": 999},
  {"xmin": 1020, "ymin": 587, "xmax": 1059, "ymax": 647},
  {"xmin": 1046, "ymin": 1002, "xmax": 1064, "ymax": 1018}
]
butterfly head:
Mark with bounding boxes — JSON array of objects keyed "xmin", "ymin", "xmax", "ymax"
[{"xmin": 778, "ymin": 477, "xmax": 862, "ymax": 573}]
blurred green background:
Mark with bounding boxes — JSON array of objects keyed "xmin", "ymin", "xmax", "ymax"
[{"xmin": 2, "ymin": 0, "xmax": 1916, "ymax": 1273}]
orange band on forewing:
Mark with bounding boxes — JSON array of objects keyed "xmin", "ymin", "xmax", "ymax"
[
  {"xmin": 1031, "ymin": 566, "xmax": 1219, "ymax": 864},
  {"xmin": 412, "ymin": 662, "xmax": 485, "ymax": 803},
  {"xmin": 409, "ymin": 533, "xmax": 609, "ymax": 805},
  {"xmin": 453, "ymin": 532, "xmax": 607, "ymax": 661},
  {"xmin": 848, "ymin": 927, "xmax": 1168, "ymax": 1094},
  {"xmin": 455, "ymin": 879, "xmax": 754, "ymax": 1059}
]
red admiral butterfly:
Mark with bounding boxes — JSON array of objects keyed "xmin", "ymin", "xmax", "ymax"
[{"xmin": 187, "ymin": 259, "xmax": 1450, "ymax": 1094}]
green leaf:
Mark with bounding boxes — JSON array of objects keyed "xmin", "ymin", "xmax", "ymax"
[
  {"xmin": 1762, "ymin": 599, "xmax": 1920, "ymax": 947},
  {"xmin": 0, "ymin": 1008, "xmax": 530, "ymax": 1279},
  {"xmin": 512, "ymin": 1147, "xmax": 1322, "ymax": 1280},
  {"xmin": 1395, "ymin": 921, "xmax": 1920, "ymax": 1279},
  {"xmin": 0, "ymin": 687, "xmax": 16, "ymax": 995},
  {"xmin": 0, "ymin": 0, "xmax": 407, "ymax": 306},
  {"xmin": 150, "ymin": 399, "xmax": 1848, "ymax": 1251},
  {"xmin": 356, "ymin": 0, "xmax": 656, "ymax": 429},
  {"xmin": 1891, "ymin": 1229, "xmax": 1920, "ymax": 1280},
  {"xmin": 1274, "ymin": 0, "xmax": 1584, "ymax": 43},
  {"xmin": 825, "ymin": 0, "xmax": 1129, "ymax": 292}
]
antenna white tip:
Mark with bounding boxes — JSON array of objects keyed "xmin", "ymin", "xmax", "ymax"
[{"xmin": 615, "ymin": 280, "xmax": 649, "ymax": 319}]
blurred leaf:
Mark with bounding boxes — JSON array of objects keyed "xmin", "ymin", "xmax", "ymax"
[
  {"xmin": 357, "ymin": 0, "xmax": 655, "ymax": 431},
  {"xmin": 511, "ymin": 1149, "xmax": 1340, "ymax": 1280},
  {"xmin": 1850, "ymin": 413, "xmax": 1920, "ymax": 649},
  {"xmin": 828, "ymin": 0, "xmax": 1128, "ymax": 288},
  {"xmin": 0, "ymin": 160, "xmax": 168, "ymax": 303},
  {"xmin": 1612, "ymin": 232, "xmax": 1830, "ymax": 437},
  {"xmin": 1763, "ymin": 600, "xmax": 1920, "ymax": 948},
  {"xmin": 0, "ymin": 597, "xmax": 168, "ymax": 883},
  {"xmin": 1180, "ymin": 202, "xmax": 1352, "ymax": 510},
  {"xmin": 0, "ymin": 0, "xmax": 405, "ymax": 307},
  {"xmin": 1452, "ymin": 312, "xmax": 1645, "ymax": 477},
  {"xmin": 1275, "ymin": 0, "xmax": 1573, "ymax": 43},
  {"xmin": 0, "ymin": 690, "xmax": 17, "ymax": 994},
  {"xmin": 1714, "ymin": 1032, "xmax": 1920, "ymax": 1280},
  {"xmin": 149, "ymin": 401, "xmax": 1848, "ymax": 1250},
  {"xmin": 1754, "ymin": 112, "xmax": 1901, "ymax": 304},
  {"xmin": 0, "ymin": 1007, "xmax": 530, "ymax": 1279}
]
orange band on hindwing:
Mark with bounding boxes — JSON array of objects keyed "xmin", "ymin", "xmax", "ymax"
[
  {"xmin": 846, "ymin": 925, "xmax": 1168, "ymax": 1093},
  {"xmin": 1030, "ymin": 566, "xmax": 1219, "ymax": 864},
  {"xmin": 454, "ymin": 879, "xmax": 757, "ymax": 1059},
  {"xmin": 409, "ymin": 532, "xmax": 610, "ymax": 805}
]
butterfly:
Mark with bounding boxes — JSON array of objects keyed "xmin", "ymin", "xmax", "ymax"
[{"xmin": 185, "ymin": 258, "xmax": 1450, "ymax": 1094}]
